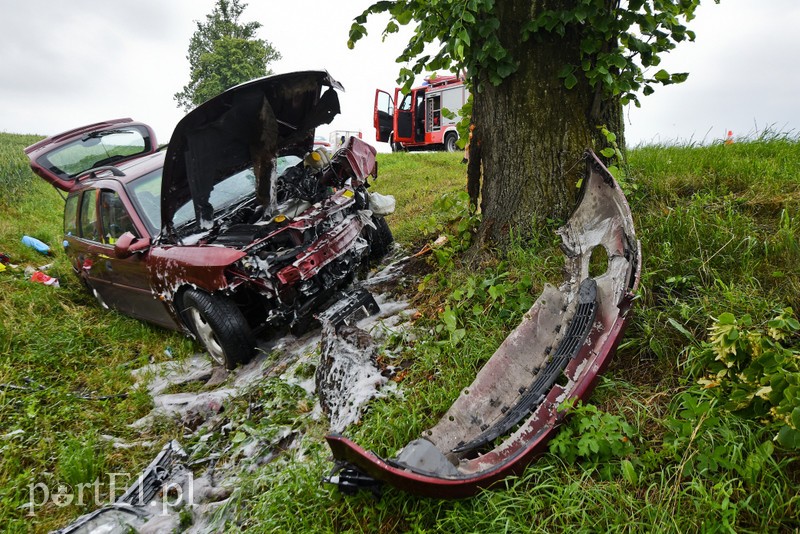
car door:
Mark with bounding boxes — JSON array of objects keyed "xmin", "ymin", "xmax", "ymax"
[
  {"xmin": 71, "ymin": 188, "xmax": 117, "ymax": 309},
  {"xmin": 373, "ymin": 89, "xmax": 394, "ymax": 143},
  {"xmin": 96, "ymin": 187, "xmax": 176, "ymax": 328},
  {"xmin": 394, "ymin": 91, "xmax": 414, "ymax": 144}
]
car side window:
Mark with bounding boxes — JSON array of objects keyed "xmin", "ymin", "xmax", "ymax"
[
  {"xmin": 64, "ymin": 194, "xmax": 79, "ymax": 236},
  {"xmin": 79, "ymin": 189, "xmax": 100, "ymax": 242},
  {"xmin": 99, "ymin": 190, "xmax": 137, "ymax": 244}
]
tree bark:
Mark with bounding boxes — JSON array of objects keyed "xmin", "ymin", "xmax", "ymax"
[{"xmin": 474, "ymin": 0, "xmax": 623, "ymax": 246}]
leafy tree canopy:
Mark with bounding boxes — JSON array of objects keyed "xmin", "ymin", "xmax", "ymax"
[
  {"xmin": 349, "ymin": 0, "xmax": 715, "ymax": 107},
  {"xmin": 175, "ymin": 0, "xmax": 281, "ymax": 111}
]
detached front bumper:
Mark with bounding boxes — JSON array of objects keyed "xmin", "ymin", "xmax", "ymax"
[{"xmin": 324, "ymin": 150, "xmax": 642, "ymax": 498}]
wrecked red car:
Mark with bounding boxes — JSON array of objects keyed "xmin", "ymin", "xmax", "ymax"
[{"xmin": 25, "ymin": 71, "xmax": 393, "ymax": 369}]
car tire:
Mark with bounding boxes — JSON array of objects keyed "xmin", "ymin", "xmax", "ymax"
[
  {"xmin": 367, "ymin": 215, "xmax": 394, "ymax": 261},
  {"xmin": 444, "ymin": 132, "xmax": 458, "ymax": 153},
  {"xmin": 181, "ymin": 289, "xmax": 255, "ymax": 370}
]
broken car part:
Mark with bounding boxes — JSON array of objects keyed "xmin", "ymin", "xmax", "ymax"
[
  {"xmin": 324, "ymin": 150, "xmax": 641, "ymax": 498},
  {"xmin": 25, "ymin": 71, "xmax": 394, "ymax": 370},
  {"xmin": 54, "ymin": 441, "xmax": 186, "ymax": 534}
]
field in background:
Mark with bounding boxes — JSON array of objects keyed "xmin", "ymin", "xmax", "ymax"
[{"xmin": 1, "ymin": 132, "xmax": 799, "ymax": 531}]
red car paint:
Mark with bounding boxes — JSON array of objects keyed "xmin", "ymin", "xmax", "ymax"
[
  {"xmin": 25, "ymin": 71, "xmax": 393, "ymax": 368},
  {"xmin": 325, "ymin": 151, "xmax": 641, "ymax": 498}
]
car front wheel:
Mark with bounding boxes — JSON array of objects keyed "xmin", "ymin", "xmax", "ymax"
[
  {"xmin": 181, "ymin": 289, "xmax": 255, "ymax": 370},
  {"xmin": 367, "ymin": 215, "xmax": 394, "ymax": 261}
]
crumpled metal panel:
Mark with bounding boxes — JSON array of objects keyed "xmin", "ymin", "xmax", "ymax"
[{"xmin": 325, "ymin": 149, "xmax": 641, "ymax": 498}]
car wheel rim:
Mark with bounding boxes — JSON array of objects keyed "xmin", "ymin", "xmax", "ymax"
[
  {"xmin": 188, "ymin": 307, "xmax": 226, "ymax": 365},
  {"xmin": 92, "ymin": 288, "xmax": 109, "ymax": 310}
]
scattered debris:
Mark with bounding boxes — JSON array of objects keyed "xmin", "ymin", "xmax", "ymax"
[
  {"xmin": 53, "ymin": 441, "xmax": 190, "ymax": 534},
  {"xmin": 316, "ymin": 322, "xmax": 389, "ymax": 433},
  {"xmin": 29, "ymin": 270, "xmax": 59, "ymax": 287},
  {"xmin": 54, "ymin": 254, "xmax": 416, "ymax": 531},
  {"xmin": 21, "ymin": 235, "xmax": 50, "ymax": 255}
]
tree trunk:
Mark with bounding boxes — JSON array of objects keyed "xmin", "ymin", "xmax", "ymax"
[{"xmin": 474, "ymin": 0, "xmax": 623, "ymax": 246}]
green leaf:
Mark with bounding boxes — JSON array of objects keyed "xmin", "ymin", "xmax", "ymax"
[
  {"xmin": 777, "ymin": 426, "xmax": 800, "ymax": 449},
  {"xmin": 621, "ymin": 459, "xmax": 639, "ymax": 485},
  {"xmin": 671, "ymin": 72, "xmax": 689, "ymax": 83},
  {"xmin": 564, "ymin": 73, "xmax": 578, "ymax": 89},
  {"xmin": 458, "ymin": 29, "xmax": 471, "ymax": 47},
  {"xmin": 654, "ymin": 68, "xmax": 670, "ymax": 81},
  {"xmin": 610, "ymin": 55, "xmax": 628, "ymax": 69},
  {"xmin": 667, "ymin": 318, "xmax": 695, "ymax": 340},
  {"xmin": 792, "ymin": 407, "xmax": 800, "ymax": 429},
  {"xmin": 442, "ymin": 307, "xmax": 457, "ymax": 332},
  {"xmin": 717, "ymin": 313, "xmax": 736, "ymax": 325},
  {"xmin": 452, "ymin": 328, "xmax": 466, "ymax": 344},
  {"xmin": 395, "ymin": 9, "xmax": 413, "ymax": 25},
  {"xmin": 600, "ymin": 147, "xmax": 616, "ymax": 158}
]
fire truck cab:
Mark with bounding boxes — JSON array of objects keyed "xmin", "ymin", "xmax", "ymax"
[{"xmin": 374, "ymin": 74, "xmax": 468, "ymax": 152}]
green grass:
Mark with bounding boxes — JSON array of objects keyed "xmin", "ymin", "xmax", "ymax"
[
  {"xmin": 368, "ymin": 152, "xmax": 467, "ymax": 243},
  {"xmin": 229, "ymin": 138, "xmax": 800, "ymax": 532},
  {"xmin": 2, "ymin": 132, "xmax": 799, "ymax": 532},
  {"xmin": 0, "ymin": 133, "xmax": 194, "ymax": 531}
]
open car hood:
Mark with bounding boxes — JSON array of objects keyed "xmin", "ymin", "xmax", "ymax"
[
  {"xmin": 162, "ymin": 70, "xmax": 343, "ymax": 233},
  {"xmin": 325, "ymin": 150, "xmax": 642, "ymax": 498}
]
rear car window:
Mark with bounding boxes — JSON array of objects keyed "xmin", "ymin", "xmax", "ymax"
[{"xmin": 37, "ymin": 125, "xmax": 152, "ymax": 182}]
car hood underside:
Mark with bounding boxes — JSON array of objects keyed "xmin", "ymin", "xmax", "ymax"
[
  {"xmin": 162, "ymin": 70, "xmax": 343, "ymax": 235},
  {"xmin": 324, "ymin": 150, "xmax": 642, "ymax": 498}
]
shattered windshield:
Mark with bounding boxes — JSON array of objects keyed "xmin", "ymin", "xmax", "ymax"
[
  {"xmin": 39, "ymin": 127, "xmax": 150, "ymax": 178},
  {"xmin": 129, "ymin": 156, "xmax": 301, "ymax": 236}
]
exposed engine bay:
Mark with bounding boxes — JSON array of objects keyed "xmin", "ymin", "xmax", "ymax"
[{"xmin": 150, "ymin": 135, "xmax": 393, "ymax": 344}]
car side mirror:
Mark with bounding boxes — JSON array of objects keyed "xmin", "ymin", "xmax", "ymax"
[{"xmin": 114, "ymin": 232, "xmax": 150, "ymax": 259}]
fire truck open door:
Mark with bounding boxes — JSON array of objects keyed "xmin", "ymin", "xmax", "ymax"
[{"xmin": 373, "ymin": 89, "xmax": 394, "ymax": 143}]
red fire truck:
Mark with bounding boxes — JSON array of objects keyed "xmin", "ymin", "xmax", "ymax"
[{"xmin": 374, "ymin": 74, "xmax": 469, "ymax": 152}]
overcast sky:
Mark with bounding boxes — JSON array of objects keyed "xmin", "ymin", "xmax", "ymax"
[{"xmin": 1, "ymin": 1, "xmax": 797, "ymax": 150}]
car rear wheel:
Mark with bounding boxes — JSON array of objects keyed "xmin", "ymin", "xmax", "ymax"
[
  {"xmin": 444, "ymin": 132, "xmax": 458, "ymax": 153},
  {"xmin": 181, "ymin": 289, "xmax": 255, "ymax": 370}
]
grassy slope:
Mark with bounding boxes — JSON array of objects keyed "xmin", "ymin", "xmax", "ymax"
[
  {"xmin": 0, "ymin": 133, "xmax": 195, "ymax": 532},
  {"xmin": 232, "ymin": 140, "xmax": 800, "ymax": 532},
  {"xmin": 1, "ymin": 134, "xmax": 798, "ymax": 532}
]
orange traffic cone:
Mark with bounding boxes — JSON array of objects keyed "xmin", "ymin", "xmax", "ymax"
[{"xmin": 725, "ymin": 130, "xmax": 734, "ymax": 145}]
